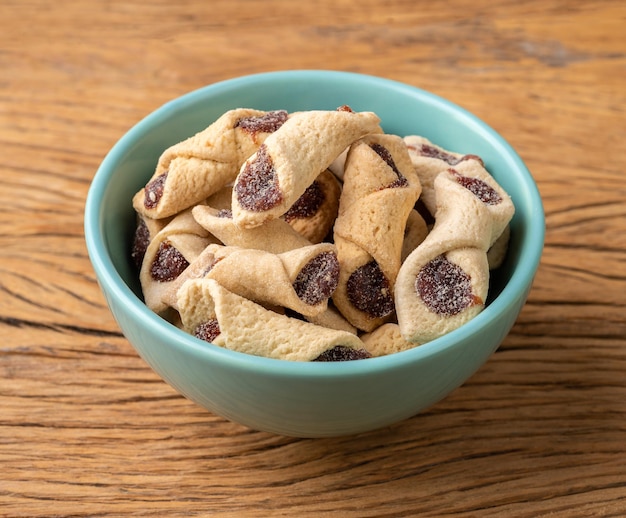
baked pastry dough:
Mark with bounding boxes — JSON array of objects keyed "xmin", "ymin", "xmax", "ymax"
[
  {"xmin": 165, "ymin": 242, "xmax": 339, "ymax": 318},
  {"xmin": 361, "ymin": 323, "xmax": 422, "ymax": 357},
  {"xmin": 404, "ymin": 135, "xmax": 514, "ymax": 267},
  {"xmin": 447, "ymin": 159, "xmax": 514, "ymax": 248},
  {"xmin": 139, "ymin": 208, "xmax": 218, "ymax": 315},
  {"xmin": 204, "ymin": 185, "xmax": 234, "ymax": 212},
  {"xmin": 133, "ymin": 108, "xmax": 289, "ymax": 219},
  {"xmin": 192, "ymin": 205, "xmax": 311, "ymax": 254},
  {"xmin": 231, "ymin": 107, "xmax": 382, "ymax": 228},
  {"xmin": 303, "ymin": 304, "xmax": 358, "ymax": 334},
  {"xmin": 332, "ymin": 134, "xmax": 422, "ymax": 332},
  {"xmin": 395, "ymin": 169, "xmax": 510, "ymax": 343},
  {"xmin": 403, "ymin": 135, "xmax": 482, "ymax": 215},
  {"xmin": 177, "ymin": 278, "xmax": 367, "ymax": 362}
]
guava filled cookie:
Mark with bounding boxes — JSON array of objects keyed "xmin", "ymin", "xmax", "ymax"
[
  {"xmin": 395, "ymin": 169, "xmax": 510, "ymax": 343},
  {"xmin": 231, "ymin": 107, "xmax": 382, "ymax": 229},
  {"xmin": 332, "ymin": 134, "xmax": 422, "ymax": 332},
  {"xmin": 133, "ymin": 108, "xmax": 289, "ymax": 219},
  {"xmin": 177, "ymin": 278, "xmax": 370, "ymax": 362},
  {"xmin": 282, "ymin": 168, "xmax": 342, "ymax": 243},
  {"xmin": 165, "ymin": 242, "xmax": 340, "ymax": 318},
  {"xmin": 139, "ymin": 209, "xmax": 218, "ymax": 315}
]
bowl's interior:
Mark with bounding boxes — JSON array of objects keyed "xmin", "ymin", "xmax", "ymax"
[{"xmin": 88, "ymin": 70, "xmax": 544, "ymax": 366}]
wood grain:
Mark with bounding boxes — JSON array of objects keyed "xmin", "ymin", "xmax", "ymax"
[{"xmin": 1, "ymin": 0, "xmax": 625, "ymax": 516}]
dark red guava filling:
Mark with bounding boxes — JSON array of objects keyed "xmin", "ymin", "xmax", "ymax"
[
  {"xmin": 144, "ymin": 172, "xmax": 168, "ymax": 209},
  {"xmin": 235, "ymin": 144, "xmax": 283, "ymax": 212},
  {"xmin": 370, "ymin": 143, "xmax": 408, "ymax": 188},
  {"xmin": 235, "ymin": 110, "xmax": 288, "ymax": 134},
  {"xmin": 312, "ymin": 345, "xmax": 372, "ymax": 362},
  {"xmin": 131, "ymin": 218, "xmax": 150, "ymax": 269},
  {"xmin": 414, "ymin": 143, "xmax": 483, "ymax": 167},
  {"xmin": 292, "ymin": 251, "xmax": 340, "ymax": 306},
  {"xmin": 415, "ymin": 255, "xmax": 475, "ymax": 316},
  {"xmin": 216, "ymin": 208, "xmax": 233, "ymax": 218},
  {"xmin": 193, "ymin": 319, "xmax": 221, "ymax": 343},
  {"xmin": 150, "ymin": 241, "xmax": 189, "ymax": 282},
  {"xmin": 347, "ymin": 261, "xmax": 395, "ymax": 318},
  {"xmin": 283, "ymin": 180, "xmax": 325, "ymax": 221},
  {"xmin": 450, "ymin": 170, "xmax": 502, "ymax": 205},
  {"xmin": 416, "ymin": 143, "xmax": 461, "ymax": 164}
]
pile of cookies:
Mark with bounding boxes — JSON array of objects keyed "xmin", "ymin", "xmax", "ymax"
[{"xmin": 131, "ymin": 106, "xmax": 514, "ymax": 361}]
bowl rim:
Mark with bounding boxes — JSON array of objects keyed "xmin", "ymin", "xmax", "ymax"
[{"xmin": 84, "ymin": 69, "xmax": 545, "ymax": 378}]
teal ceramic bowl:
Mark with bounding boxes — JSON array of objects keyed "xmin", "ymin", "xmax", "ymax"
[{"xmin": 84, "ymin": 70, "xmax": 544, "ymax": 437}]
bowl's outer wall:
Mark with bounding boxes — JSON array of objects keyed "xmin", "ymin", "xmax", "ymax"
[
  {"xmin": 106, "ymin": 283, "xmax": 530, "ymax": 436},
  {"xmin": 86, "ymin": 71, "xmax": 544, "ymax": 437}
]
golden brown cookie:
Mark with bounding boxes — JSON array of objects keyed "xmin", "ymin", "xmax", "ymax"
[
  {"xmin": 231, "ymin": 107, "xmax": 382, "ymax": 229},
  {"xmin": 332, "ymin": 134, "xmax": 422, "ymax": 332},
  {"xmin": 167, "ymin": 243, "xmax": 339, "ymax": 318},
  {"xmin": 133, "ymin": 109, "xmax": 290, "ymax": 219},
  {"xmin": 405, "ymin": 136, "xmax": 514, "ymax": 261},
  {"xmin": 139, "ymin": 208, "xmax": 218, "ymax": 315},
  {"xmin": 395, "ymin": 171, "xmax": 499, "ymax": 343},
  {"xmin": 177, "ymin": 278, "xmax": 368, "ymax": 362}
]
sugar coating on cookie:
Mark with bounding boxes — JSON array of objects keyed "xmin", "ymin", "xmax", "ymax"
[{"xmin": 133, "ymin": 109, "xmax": 290, "ymax": 219}]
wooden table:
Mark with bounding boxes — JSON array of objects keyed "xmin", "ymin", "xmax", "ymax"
[{"xmin": 2, "ymin": 1, "xmax": 625, "ymax": 516}]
